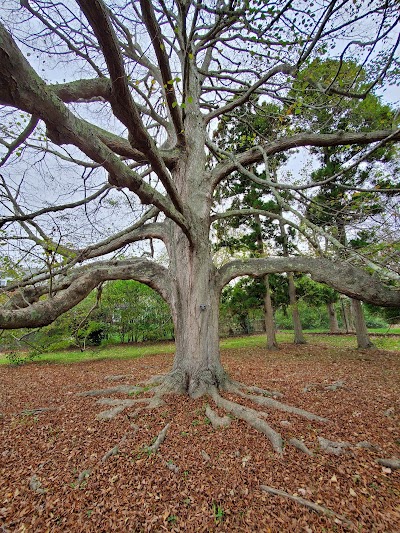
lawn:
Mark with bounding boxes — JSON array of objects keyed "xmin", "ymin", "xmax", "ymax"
[{"xmin": 1, "ymin": 330, "xmax": 399, "ymax": 365}]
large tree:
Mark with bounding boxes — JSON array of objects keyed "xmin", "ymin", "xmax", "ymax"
[{"xmin": 1, "ymin": 0, "xmax": 400, "ymax": 452}]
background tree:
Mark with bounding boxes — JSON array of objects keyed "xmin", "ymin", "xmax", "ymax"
[
  {"xmin": 287, "ymin": 59, "xmax": 400, "ymax": 347},
  {"xmin": 214, "ymin": 101, "xmax": 305, "ymax": 347},
  {"xmin": 296, "ymin": 276, "xmax": 340, "ymax": 333},
  {"xmin": 0, "ymin": 0, "xmax": 399, "ymax": 451}
]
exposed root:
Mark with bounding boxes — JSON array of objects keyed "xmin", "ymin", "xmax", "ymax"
[
  {"xmin": 260, "ymin": 485, "xmax": 353, "ymax": 528},
  {"xmin": 205, "ymin": 405, "xmax": 231, "ymax": 428},
  {"xmin": 233, "ymin": 386, "xmax": 328, "ymax": 422},
  {"xmin": 289, "ymin": 438, "xmax": 313, "ymax": 456},
  {"xmin": 79, "ymin": 372, "xmax": 329, "ymax": 455},
  {"xmin": 209, "ymin": 387, "xmax": 284, "ymax": 454},
  {"xmin": 102, "ymin": 435, "xmax": 130, "ymax": 463},
  {"xmin": 76, "ymin": 469, "xmax": 91, "ymax": 486},
  {"xmin": 96, "ymin": 405, "xmax": 127, "ymax": 421},
  {"xmin": 29, "ymin": 474, "xmax": 47, "ymax": 495},
  {"xmin": 164, "ymin": 459, "xmax": 179, "ymax": 473},
  {"xmin": 376, "ymin": 458, "xmax": 400, "ymax": 470},
  {"xmin": 201, "ymin": 450, "xmax": 211, "ymax": 462},
  {"xmin": 318, "ymin": 436, "xmax": 352, "ymax": 456},
  {"xmin": 303, "ymin": 380, "xmax": 345, "ymax": 393},
  {"xmin": 231, "ymin": 381, "xmax": 283, "ymax": 398},
  {"xmin": 147, "ymin": 423, "xmax": 170, "ymax": 454}
]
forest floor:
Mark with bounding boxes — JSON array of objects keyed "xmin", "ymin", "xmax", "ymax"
[{"xmin": 0, "ymin": 341, "xmax": 399, "ymax": 532}]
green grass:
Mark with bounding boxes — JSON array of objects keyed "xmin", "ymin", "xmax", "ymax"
[
  {"xmin": 0, "ymin": 330, "xmax": 398, "ymax": 366},
  {"xmin": 0, "ymin": 340, "xmax": 176, "ymax": 366}
]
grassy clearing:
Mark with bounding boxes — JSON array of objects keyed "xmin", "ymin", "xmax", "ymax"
[
  {"xmin": 1, "ymin": 330, "xmax": 398, "ymax": 366},
  {"xmin": 0, "ymin": 341, "xmax": 176, "ymax": 366}
]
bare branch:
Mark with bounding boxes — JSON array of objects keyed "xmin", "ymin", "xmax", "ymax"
[
  {"xmin": 212, "ymin": 129, "xmax": 400, "ymax": 187},
  {"xmin": 76, "ymin": 0, "xmax": 185, "ymax": 214}
]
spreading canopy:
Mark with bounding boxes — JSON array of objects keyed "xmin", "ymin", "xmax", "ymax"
[{"xmin": 0, "ymin": 0, "xmax": 399, "ymax": 330}]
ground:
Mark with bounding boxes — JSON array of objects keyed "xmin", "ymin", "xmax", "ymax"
[{"xmin": 0, "ymin": 340, "xmax": 399, "ymax": 532}]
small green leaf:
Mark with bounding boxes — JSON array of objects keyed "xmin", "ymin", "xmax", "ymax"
[
  {"xmin": 172, "ymin": 101, "xmax": 178, "ymax": 108},
  {"xmin": 187, "ymin": 96, "xmax": 193, "ymax": 104}
]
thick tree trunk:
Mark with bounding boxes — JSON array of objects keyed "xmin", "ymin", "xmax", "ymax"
[
  {"xmin": 163, "ymin": 121, "xmax": 230, "ymax": 397},
  {"xmin": 288, "ymin": 273, "xmax": 306, "ymax": 344},
  {"xmin": 351, "ymin": 299, "xmax": 374, "ymax": 349},
  {"xmin": 326, "ymin": 302, "xmax": 340, "ymax": 333},
  {"xmin": 166, "ymin": 235, "xmax": 228, "ymax": 397},
  {"xmin": 264, "ymin": 275, "xmax": 279, "ymax": 350}
]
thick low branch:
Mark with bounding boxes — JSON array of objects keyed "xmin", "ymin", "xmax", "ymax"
[
  {"xmin": 0, "ymin": 259, "xmax": 171, "ymax": 329},
  {"xmin": 218, "ymin": 257, "xmax": 400, "ymax": 307}
]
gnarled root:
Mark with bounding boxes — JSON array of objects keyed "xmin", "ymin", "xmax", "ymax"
[
  {"xmin": 209, "ymin": 386, "xmax": 284, "ymax": 454},
  {"xmin": 78, "ymin": 371, "xmax": 328, "ymax": 455}
]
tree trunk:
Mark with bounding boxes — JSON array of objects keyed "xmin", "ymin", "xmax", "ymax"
[
  {"xmin": 167, "ymin": 236, "xmax": 228, "ymax": 398},
  {"xmin": 288, "ymin": 273, "xmax": 306, "ymax": 344},
  {"xmin": 340, "ymin": 297, "xmax": 354, "ymax": 333},
  {"xmin": 351, "ymin": 299, "xmax": 374, "ymax": 349},
  {"xmin": 326, "ymin": 302, "xmax": 340, "ymax": 333},
  {"xmin": 264, "ymin": 275, "xmax": 279, "ymax": 350}
]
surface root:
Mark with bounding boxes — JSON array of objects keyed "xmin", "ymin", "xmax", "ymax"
[
  {"xmin": 210, "ymin": 387, "xmax": 284, "ymax": 454},
  {"xmin": 205, "ymin": 405, "xmax": 231, "ymax": 428},
  {"xmin": 147, "ymin": 423, "xmax": 170, "ymax": 454},
  {"xmin": 234, "ymin": 388, "xmax": 328, "ymax": 422},
  {"xmin": 260, "ymin": 485, "xmax": 353, "ymax": 528}
]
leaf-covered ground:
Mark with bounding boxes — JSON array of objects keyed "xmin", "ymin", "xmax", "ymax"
[{"xmin": 1, "ymin": 341, "xmax": 399, "ymax": 532}]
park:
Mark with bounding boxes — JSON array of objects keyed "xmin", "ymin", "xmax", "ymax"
[{"xmin": 0, "ymin": 0, "xmax": 399, "ymax": 530}]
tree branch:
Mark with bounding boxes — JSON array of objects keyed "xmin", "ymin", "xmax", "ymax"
[
  {"xmin": 0, "ymin": 22, "xmax": 190, "ymax": 238},
  {"xmin": 205, "ymin": 64, "xmax": 295, "ymax": 123},
  {"xmin": 0, "ymin": 259, "xmax": 171, "ymax": 329},
  {"xmin": 218, "ymin": 257, "xmax": 400, "ymax": 307},
  {"xmin": 139, "ymin": 0, "xmax": 184, "ymax": 141},
  {"xmin": 76, "ymin": 0, "xmax": 184, "ymax": 214},
  {"xmin": 212, "ymin": 129, "xmax": 400, "ymax": 186}
]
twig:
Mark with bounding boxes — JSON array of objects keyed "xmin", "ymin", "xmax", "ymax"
[{"xmin": 260, "ymin": 485, "xmax": 353, "ymax": 528}]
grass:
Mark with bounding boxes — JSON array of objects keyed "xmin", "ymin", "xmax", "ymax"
[{"xmin": 0, "ymin": 330, "xmax": 398, "ymax": 366}]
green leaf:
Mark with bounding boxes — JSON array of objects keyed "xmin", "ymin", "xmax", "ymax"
[{"xmin": 172, "ymin": 101, "xmax": 178, "ymax": 108}]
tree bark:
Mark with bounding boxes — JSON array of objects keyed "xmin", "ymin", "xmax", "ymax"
[
  {"xmin": 340, "ymin": 297, "xmax": 354, "ymax": 333},
  {"xmin": 351, "ymin": 299, "xmax": 374, "ymax": 349},
  {"xmin": 264, "ymin": 275, "xmax": 279, "ymax": 350},
  {"xmin": 288, "ymin": 273, "xmax": 306, "ymax": 344},
  {"xmin": 166, "ymin": 227, "xmax": 228, "ymax": 398},
  {"xmin": 326, "ymin": 302, "xmax": 340, "ymax": 333}
]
